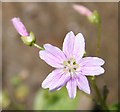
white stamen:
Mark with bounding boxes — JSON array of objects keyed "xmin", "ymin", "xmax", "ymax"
[{"xmin": 63, "ymin": 58, "xmax": 80, "ymax": 77}]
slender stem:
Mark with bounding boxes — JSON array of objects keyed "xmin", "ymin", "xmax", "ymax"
[
  {"xmin": 96, "ymin": 23, "xmax": 101, "ymax": 56},
  {"xmin": 92, "ymin": 78, "xmax": 102, "ymax": 102},
  {"xmin": 32, "ymin": 43, "xmax": 44, "ymax": 50},
  {"xmin": 85, "ymin": 20, "xmax": 109, "ymax": 109},
  {"xmin": 90, "ymin": 22, "xmax": 109, "ymax": 110}
]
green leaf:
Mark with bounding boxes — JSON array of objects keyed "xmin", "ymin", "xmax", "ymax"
[
  {"xmin": 33, "ymin": 87, "xmax": 80, "ymax": 110},
  {"xmin": 21, "ymin": 32, "xmax": 36, "ymax": 46}
]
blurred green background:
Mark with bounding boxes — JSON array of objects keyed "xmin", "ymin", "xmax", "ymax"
[{"xmin": 1, "ymin": 2, "xmax": 118, "ymax": 110}]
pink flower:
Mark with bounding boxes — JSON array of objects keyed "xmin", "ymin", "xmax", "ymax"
[
  {"xmin": 11, "ymin": 17, "xmax": 29, "ymax": 36},
  {"xmin": 39, "ymin": 31, "xmax": 105, "ymax": 99},
  {"xmin": 73, "ymin": 4, "xmax": 92, "ymax": 17}
]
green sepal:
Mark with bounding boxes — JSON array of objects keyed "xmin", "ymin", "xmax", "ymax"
[
  {"xmin": 88, "ymin": 10, "xmax": 101, "ymax": 24},
  {"xmin": 21, "ymin": 32, "xmax": 36, "ymax": 46}
]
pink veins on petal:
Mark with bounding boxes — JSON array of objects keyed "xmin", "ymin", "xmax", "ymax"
[{"xmin": 39, "ymin": 31, "xmax": 105, "ymax": 99}]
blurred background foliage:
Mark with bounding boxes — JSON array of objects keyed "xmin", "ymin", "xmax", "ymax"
[{"xmin": 1, "ymin": 2, "xmax": 118, "ymax": 110}]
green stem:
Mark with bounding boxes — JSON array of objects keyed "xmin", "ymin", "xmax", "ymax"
[
  {"xmin": 32, "ymin": 43, "xmax": 44, "ymax": 50},
  {"xmin": 90, "ymin": 22, "xmax": 109, "ymax": 110},
  {"xmin": 96, "ymin": 23, "xmax": 101, "ymax": 56}
]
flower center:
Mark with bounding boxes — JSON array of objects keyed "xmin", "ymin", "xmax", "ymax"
[{"xmin": 63, "ymin": 58, "xmax": 80, "ymax": 77}]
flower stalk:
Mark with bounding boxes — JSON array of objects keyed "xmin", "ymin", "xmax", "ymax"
[
  {"xmin": 21, "ymin": 32, "xmax": 36, "ymax": 46},
  {"xmin": 32, "ymin": 43, "xmax": 44, "ymax": 50},
  {"xmin": 89, "ymin": 16, "xmax": 109, "ymax": 110},
  {"xmin": 96, "ymin": 22, "xmax": 101, "ymax": 56}
]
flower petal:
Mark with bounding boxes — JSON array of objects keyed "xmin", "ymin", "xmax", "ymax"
[
  {"xmin": 42, "ymin": 69, "xmax": 64, "ymax": 89},
  {"xmin": 49, "ymin": 72, "xmax": 70, "ymax": 91},
  {"xmin": 77, "ymin": 75, "xmax": 90, "ymax": 94},
  {"xmin": 44, "ymin": 44, "xmax": 66, "ymax": 61},
  {"xmin": 39, "ymin": 50, "xmax": 63, "ymax": 68},
  {"xmin": 80, "ymin": 57, "xmax": 105, "ymax": 66},
  {"xmin": 63, "ymin": 31, "xmax": 75, "ymax": 58},
  {"xmin": 66, "ymin": 78, "xmax": 77, "ymax": 99},
  {"xmin": 73, "ymin": 33, "xmax": 85, "ymax": 60},
  {"xmin": 81, "ymin": 66, "xmax": 105, "ymax": 76}
]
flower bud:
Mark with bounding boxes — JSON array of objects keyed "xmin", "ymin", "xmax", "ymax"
[
  {"xmin": 21, "ymin": 32, "xmax": 36, "ymax": 46},
  {"xmin": 11, "ymin": 17, "xmax": 29, "ymax": 36},
  {"xmin": 73, "ymin": 4, "xmax": 92, "ymax": 17},
  {"xmin": 11, "ymin": 17, "xmax": 36, "ymax": 46},
  {"xmin": 88, "ymin": 11, "xmax": 101, "ymax": 24},
  {"xmin": 73, "ymin": 5, "xmax": 101, "ymax": 24}
]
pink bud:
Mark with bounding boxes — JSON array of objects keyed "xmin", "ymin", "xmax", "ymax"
[
  {"xmin": 11, "ymin": 17, "xmax": 29, "ymax": 36},
  {"xmin": 73, "ymin": 4, "xmax": 92, "ymax": 17}
]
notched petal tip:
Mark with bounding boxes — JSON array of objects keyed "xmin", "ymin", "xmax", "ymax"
[
  {"xmin": 75, "ymin": 33, "xmax": 85, "ymax": 42},
  {"xmin": 49, "ymin": 86, "xmax": 61, "ymax": 92},
  {"xmin": 81, "ymin": 84, "xmax": 90, "ymax": 94},
  {"xmin": 73, "ymin": 32, "xmax": 85, "ymax": 60},
  {"xmin": 100, "ymin": 67, "xmax": 105, "ymax": 74},
  {"xmin": 76, "ymin": 32, "xmax": 84, "ymax": 37},
  {"xmin": 41, "ymin": 82, "xmax": 47, "ymax": 89},
  {"xmin": 69, "ymin": 92, "xmax": 77, "ymax": 99},
  {"xmin": 80, "ymin": 57, "xmax": 105, "ymax": 67},
  {"xmin": 66, "ymin": 31, "xmax": 75, "ymax": 37},
  {"xmin": 77, "ymin": 75, "xmax": 91, "ymax": 94},
  {"xmin": 43, "ymin": 43, "xmax": 50, "ymax": 48},
  {"xmin": 94, "ymin": 57, "xmax": 105, "ymax": 65},
  {"xmin": 66, "ymin": 79, "xmax": 77, "ymax": 99},
  {"xmin": 81, "ymin": 66, "xmax": 105, "ymax": 76},
  {"xmin": 85, "ymin": 88, "xmax": 90, "ymax": 94},
  {"xmin": 69, "ymin": 31, "xmax": 74, "ymax": 34},
  {"xmin": 75, "ymin": 33, "xmax": 85, "ymax": 41},
  {"xmin": 65, "ymin": 31, "xmax": 75, "ymax": 39},
  {"xmin": 39, "ymin": 50, "xmax": 44, "ymax": 59},
  {"xmin": 63, "ymin": 31, "xmax": 76, "ymax": 58},
  {"xmin": 69, "ymin": 96, "xmax": 76, "ymax": 99}
]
